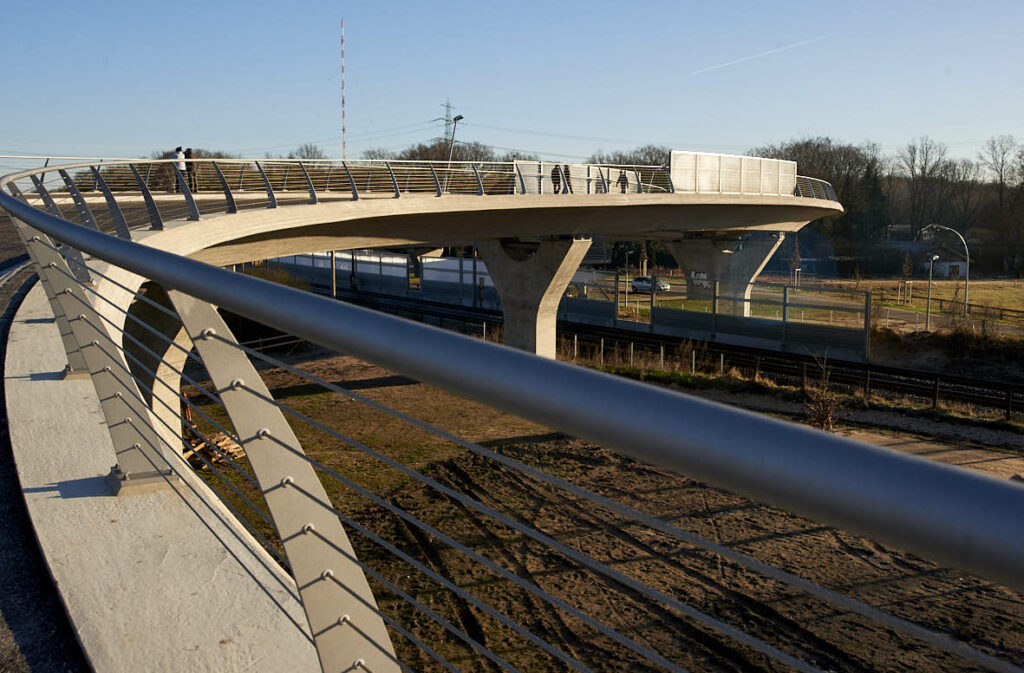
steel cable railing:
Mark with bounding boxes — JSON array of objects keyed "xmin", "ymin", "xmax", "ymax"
[
  {"xmin": 35, "ymin": 239, "xmax": 1024, "ymax": 673},
  {"xmin": 226, "ymin": 338, "xmax": 1021, "ymax": 671},
  {"xmin": 0, "ymin": 154, "xmax": 838, "ymax": 238},
  {"xmin": 4, "ymin": 162, "xmax": 1022, "ymax": 673}
]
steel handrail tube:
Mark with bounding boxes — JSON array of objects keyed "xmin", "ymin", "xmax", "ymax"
[
  {"xmin": 0, "ymin": 157, "xmax": 838, "ymax": 202},
  {"xmin": 1, "ymin": 187, "xmax": 1022, "ymax": 592}
]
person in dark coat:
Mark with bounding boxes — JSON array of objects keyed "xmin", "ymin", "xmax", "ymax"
[
  {"xmin": 184, "ymin": 148, "xmax": 198, "ymax": 191},
  {"xmin": 550, "ymin": 165, "xmax": 562, "ymax": 194},
  {"xmin": 617, "ymin": 170, "xmax": 629, "ymax": 194}
]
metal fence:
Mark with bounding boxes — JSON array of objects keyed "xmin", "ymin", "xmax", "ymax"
[{"xmin": 2, "ymin": 160, "xmax": 1023, "ymax": 673}]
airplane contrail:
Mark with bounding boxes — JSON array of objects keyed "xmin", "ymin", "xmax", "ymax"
[{"xmin": 691, "ymin": 35, "xmax": 827, "ymax": 75}]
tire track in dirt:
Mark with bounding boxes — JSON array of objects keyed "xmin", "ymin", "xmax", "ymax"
[
  {"xmin": 474, "ymin": 454, "xmax": 870, "ymax": 673},
  {"xmin": 432, "ymin": 457, "xmax": 782, "ymax": 673}
]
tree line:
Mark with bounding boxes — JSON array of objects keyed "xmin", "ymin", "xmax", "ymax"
[{"xmin": 158, "ymin": 133, "xmax": 1024, "ymax": 276}]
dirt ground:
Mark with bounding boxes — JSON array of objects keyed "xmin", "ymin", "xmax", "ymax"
[{"xmin": 199, "ymin": 348, "xmax": 1024, "ymax": 673}]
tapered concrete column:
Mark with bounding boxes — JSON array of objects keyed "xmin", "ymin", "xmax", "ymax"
[
  {"xmin": 667, "ymin": 233, "xmax": 785, "ymax": 316},
  {"xmin": 477, "ymin": 237, "xmax": 591, "ymax": 358}
]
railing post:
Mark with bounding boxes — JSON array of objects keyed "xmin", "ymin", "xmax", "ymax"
[
  {"xmin": 254, "ymin": 161, "xmax": 278, "ymax": 208},
  {"xmin": 298, "ymin": 161, "xmax": 318, "ymax": 204},
  {"xmin": 129, "ymin": 164, "xmax": 164, "ymax": 230},
  {"xmin": 211, "ymin": 162, "xmax": 237, "ymax": 214},
  {"xmin": 341, "ymin": 161, "xmax": 358, "ymax": 201},
  {"xmin": 15, "ymin": 224, "xmax": 175, "ymax": 493},
  {"xmin": 472, "ymin": 163, "xmax": 484, "ymax": 196},
  {"xmin": 58, "ymin": 169, "xmax": 100, "ymax": 231},
  {"xmin": 384, "ymin": 161, "xmax": 400, "ymax": 198},
  {"xmin": 6, "ymin": 184, "xmax": 90, "ymax": 375},
  {"xmin": 515, "ymin": 162, "xmax": 527, "ymax": 195},
  {"xmin": 167, "ymin": 292, "xmax": 399, "ymax": 673},
  {"xmin": 428, "ymin": 162, "xmax": 442, "ymax": 197},
  {"xmin": 28, "ymin": 175, "xmax": 65, "ymax": 219},
  {"xmin": 172, "ymin": 164, "xmax": 200, "ymax": 221},
  {"xmin": 89, "ymin": 166, "xmax": 131, "ymax": 239}
]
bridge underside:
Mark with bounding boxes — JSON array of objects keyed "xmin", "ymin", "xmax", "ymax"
[{"xmin": 168, "ymin": 193, "xmax": 837, "ymax": 267}]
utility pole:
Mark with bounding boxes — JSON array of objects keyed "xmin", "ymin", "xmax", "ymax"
[
  {"xmin": 441, "ymin": 100, "xmax": 455, "ymax": 143},
  {"xmin": 340, "ymin": 19, "xmax": 346, "ymax": 160}
]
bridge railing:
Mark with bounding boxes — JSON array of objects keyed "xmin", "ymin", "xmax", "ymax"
[
  {"xmin": 0, "ymin": 154, "xmax": 838, "ymax": 237},
  {"xmin": 3, "ymin": 163, "xmax": 1019, "ymax": 673}
]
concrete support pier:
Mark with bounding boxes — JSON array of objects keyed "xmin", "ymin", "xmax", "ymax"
[
  {"xmin": 668, "ymin": 233, "xmax": 785, "ymax": 316},
  {"xmin": 477, "ymin": 237, "xmax": 591, "ymax": 358}
]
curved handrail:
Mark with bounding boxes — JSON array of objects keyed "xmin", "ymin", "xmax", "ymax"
[{"xmin": 0, "ymin": 178, "xmax": 1021, "ymax": 594}]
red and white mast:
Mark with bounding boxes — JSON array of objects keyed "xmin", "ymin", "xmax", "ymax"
[{"xmin": 340, "ymin": 19, "xmax": 346, "ymax": 160}]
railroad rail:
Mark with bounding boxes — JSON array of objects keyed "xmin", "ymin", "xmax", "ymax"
[{"xmin": 294, "ymin": 282, "xmax": 1024, "ymax": 420}]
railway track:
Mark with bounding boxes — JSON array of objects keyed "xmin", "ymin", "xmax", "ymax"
[{"xmin": 289, "ymin": 283, "xmax": 1023, "ymax": 420}]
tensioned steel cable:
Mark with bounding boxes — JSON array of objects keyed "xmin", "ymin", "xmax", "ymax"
[
  {"xmin": 64, "ymin": 305, "xmax": 278, "ymax": 540},
  {"xmin": 53, "ymin": 269, "xmax": 508, "ymax": 672},
  {"xmin": 76, "ymin": 319, "xmax": 581, "ymax": 667},
  {"xmin": 35, "ymin": 327, "xmax": 309, "ymax": 618},
  {"xmin": 6, "ymin": 167, "xmax": 1007, "ymax": 667},
  {"xmin": 39, "ymin": 230, "xmax": 1024, "ymax": 672},
  {"xmin": 278, "ymin": 477, "xmax": 601, "ymax": 673},
  {"xmin": 77, "ymin": 325, "xmax": 471, "ymax": 673},
  {"xmin": 244, "ymin": 397, "xmax": 796, "ymax": 673},
  {"xmin": 226, "ymin": 332, "xmax": 1024, "ymax": 672},
  {"xmin": 53, "ymin": 266, "xmax": 260, "ymax": 487}
]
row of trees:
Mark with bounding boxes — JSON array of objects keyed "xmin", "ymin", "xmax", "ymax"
[{"xmin": 165, "ymin": 133, "xmax": 1024, "ymax": 275}]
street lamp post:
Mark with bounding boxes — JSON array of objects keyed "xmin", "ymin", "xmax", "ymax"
[
  {"xmin": 926, "ymin": 254, "xmax": 939, "ymax": 331},
  {"xmin": 443, "ymin": 114, "xmax": 464, "ymax": 194},
  {"xmin": 922, "ymin": 224, "xmax": 969, "ymax": 314}
]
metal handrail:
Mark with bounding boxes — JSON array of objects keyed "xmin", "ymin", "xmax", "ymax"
[
  {"xmin": 1, "ymin": 184, "xmax": 1022, "ymax": 593},
  {"xmin": 1, "ymin": 156, "xmax": 838, "ymax": 206}
]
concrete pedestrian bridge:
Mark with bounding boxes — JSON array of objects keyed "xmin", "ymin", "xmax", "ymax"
[{"xmin": 4, "ymin": 153, "xmax": 1023, "ymax": 673}]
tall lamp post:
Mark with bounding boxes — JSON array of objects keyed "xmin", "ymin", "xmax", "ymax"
[
  {"xmin": 443, "ymin": 114, "xmax": 464, "ymax": 194},
  {"xmin": 921, "ymin": 224, "xmax": 969, "ymax": 314},
  {"xmin": 926, "ymin": 254, "xmax": 939, "ymax": 331}
]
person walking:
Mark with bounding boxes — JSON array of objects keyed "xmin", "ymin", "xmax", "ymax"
[
  {"xmin": 173, "ymin": 146, "xmax": 185, "ymax": 192},
  {"xmin": 550, "ymin": 164, "xmax": 561, "ymax": 194},
  {"xmin": 184, "ymin": 148, "xmax": 198, "ymax": 192},
  {"xmin": 562, "ymin": 164, "xmax": 573, "ymax": 194},
  {"xmin": 617, "ymin": 170, "xmax": 629, "ymax": 194}
]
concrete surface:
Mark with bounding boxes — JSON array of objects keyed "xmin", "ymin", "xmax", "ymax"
[
  {"xmin": 478, "ymin": 237, "xmax": 592, "ymax": 357},
  {"xmin": 668, "ymin": 233, "xmax": 787, "ymax": 316},
  {"xmin": 5, "ymin": 285, "xmax": 319, "ymax": 672}
]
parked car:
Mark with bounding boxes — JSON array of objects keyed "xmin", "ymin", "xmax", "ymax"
[{"xmin": 630, "ymin": 276, "xmax": 670, "ymax": 293}]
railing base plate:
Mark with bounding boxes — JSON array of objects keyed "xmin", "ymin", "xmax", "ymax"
[{"xmin": 106, "ymin": 465, "xmax": 178, "ymax": 496}]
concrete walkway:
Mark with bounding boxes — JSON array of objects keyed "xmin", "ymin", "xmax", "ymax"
[{"xmin": 5, "ymin": 285, "xmax": 319, "ymax": 672}]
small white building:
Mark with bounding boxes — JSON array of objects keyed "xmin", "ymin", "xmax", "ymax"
[{"xmin": 934, "ymin": 260, "xmax": 967, "ymax": 279}]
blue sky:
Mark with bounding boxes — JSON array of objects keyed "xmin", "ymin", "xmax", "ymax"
[{"xmin": 1, "ymin": 0, "xmax": 1021, "ymax": 161}]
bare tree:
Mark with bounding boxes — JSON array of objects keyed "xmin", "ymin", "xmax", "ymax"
[
  {"xmin": 897, "ymin": 136, "xmax": 948, "ymax": 233},
  {"xmin": 361, "ymin": 147, "xmax": 396, "ymax": 160},
  {"xmin": 588, "ymin": 145, "xmax": 670, "ymax": 166},
  {"xmin": 943, "ymin": 158, "xmax": 983, "ymax": 235},
  {"xmin": 289, "ymin": 143, "xmax": 326, "ymax": 160},
  {"xmin": 978, "ymin": 135, "xmax": 1017, "ymax": 213}
]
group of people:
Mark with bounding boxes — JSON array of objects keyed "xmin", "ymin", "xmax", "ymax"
[
  {"xmin": 172, "ymin": 146, "xmax": 198, "ymax": 192},
  {"xmin": 550, "ymin": 164, "xmax": 631, "ymax": 194}
]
